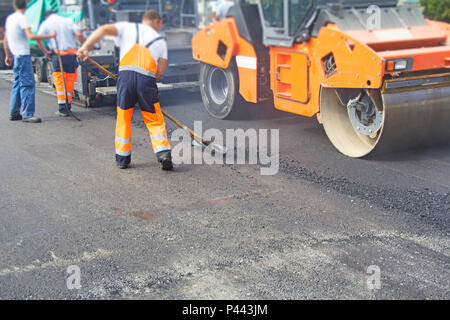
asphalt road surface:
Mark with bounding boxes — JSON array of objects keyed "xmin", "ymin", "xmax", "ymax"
[{"xmin": 0, "ymin": 71, "xmax": 448, "ymax": 299}]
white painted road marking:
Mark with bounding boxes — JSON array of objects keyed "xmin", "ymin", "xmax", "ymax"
[{"xmin": 0, "ymin": 249, "xmax": 113, "ymax": 277}]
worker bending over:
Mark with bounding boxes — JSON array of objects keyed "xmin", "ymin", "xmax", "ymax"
[
  {"xmin": 77, "ymin": 10, "xmax": 173, "ymax": 171},
  {"xmin": 4, "ymin": 0, "xmax": 56, "ymax": 123},
  {"xmin": 37, "ymin": 10, "xmax": 85, "ymax": 117}
]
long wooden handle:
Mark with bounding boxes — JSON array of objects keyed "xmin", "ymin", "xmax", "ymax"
[
  {"xmin": 86, "ymin": 57, "xmax": 117, "ymax": 80},
  {"xmin": 161, "ymin": 110, "xmax": 210, "ymax": 145}
]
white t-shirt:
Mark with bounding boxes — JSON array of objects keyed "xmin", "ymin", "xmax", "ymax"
[
  {"xmin": 38, "ymin": 14, "xmax": 80, "ymax": 51},
  {"xmin": 114, "ymin": 22, "xmax": 167, "ymax": 64},
  {"xmin": 5, "ymin": 12, "xmax": 31, "ymax": 56},
  {"xmin": 217, "ymin": 1, "xmax": 234, "ymax": 20}
]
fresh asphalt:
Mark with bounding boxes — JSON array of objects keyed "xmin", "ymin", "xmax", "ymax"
[{"xmin": 0, "ymin": 71, "xmax": 448, "ymax": 299}]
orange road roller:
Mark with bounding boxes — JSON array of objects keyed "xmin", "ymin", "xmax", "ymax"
[{"xmin": 192, "ymin": 0, "xmax": 450, "ymax": 158}]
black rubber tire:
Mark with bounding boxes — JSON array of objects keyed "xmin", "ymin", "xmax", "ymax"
[
  {"xmin": 86, "ymin": 95, "xmax": 98, "ymax": 108},
  {"xmin": 34, "ymin": 60, "xmax": 47, "ymax": 84},
  {"xmin": 46, "ymin": 61, "xmax": 54, "ymax": 88},
  {"xmin": 76, "ymin": 94, "xmax": 89, "ymax": 108},
  {"xmin": 0, "ymin": 50, "xmax": 6, "ymax": 69},
  {"xmin": 41, "ymin": 60, "xmax": 48, "ymax": 82},
  {"xmin": 199, "ymin": 62, "xmax": 247, "ymax": 119}
]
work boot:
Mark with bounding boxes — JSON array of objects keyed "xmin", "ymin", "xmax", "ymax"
[
  {"xmin": 9, "ymin": 114, "xmax": 22, "ymax": 121},
  {"xmin": 116, "ymin": 162, "xmax": 129, "ymax": 169},
  {"xmin": 22, "ymin": 117, "xmax": 42, "ymax": 123},
  {"xmin": 55, "ymin": 110, "xmax": 69, "ymax": 117},
  {"xmin": 116, "ymin": 153, "xmax": 130, "ymax": 169},
  {"xmin": 157, "ymin": 152, "xmax": 173, "ymax": 171}
]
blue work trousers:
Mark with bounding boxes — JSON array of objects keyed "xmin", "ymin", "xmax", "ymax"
[{"xmin": 9, "ymin": 55, "xmax": 36, "ymax": 119}]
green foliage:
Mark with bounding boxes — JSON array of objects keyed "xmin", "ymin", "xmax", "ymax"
[{"xmin": 419, "ymin": 0, "xmax": 450, "ymax": 23}]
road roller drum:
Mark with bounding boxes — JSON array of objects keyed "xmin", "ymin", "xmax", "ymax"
[
  {"xmin": 192, "ymin": 0, "xmax": 450, "ymax": 158},
  {"xmin": 320, "ymin": 81, "xmax": 450, "ymax": 158}
]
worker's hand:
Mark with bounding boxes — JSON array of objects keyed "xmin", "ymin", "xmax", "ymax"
[
  {"xmin": 50, "ymin": 30, "xmax": 57, "ymax": 38},
  {"xmin": 44, "ymin": 50, "xmax": 52, "ymax": 60},
  {"xmin": 77, "ymin": 47, "xmax": 89, "ymax": 61},
  {"xmin": 5, "ymin": 55, "xmax": 13, "ymax": 67}
]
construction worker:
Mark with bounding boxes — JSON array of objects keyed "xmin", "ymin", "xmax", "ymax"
[
  {"xmin": 216, "ymin": 0, "xmax": 234, "ymax": 21},
  {"xmin": 3, "ymin": 0, "xmax": 56, "ymax": 123},
  {"xmin": 36, "ymin": 10, "xmax": 85, "ymax": 117},
  {"xmin": 77, "ymin": 10, "xmax": 173, "ymax": 171}
]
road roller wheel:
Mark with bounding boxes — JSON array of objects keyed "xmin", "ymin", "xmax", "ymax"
[
  {"xmin": 0, "ymin": 50, "xmax": 6, "ymax": 69},
  {"xmin": 82, "ymin": 95, "xmax": 98, "ymax": 108},
  {"xmin": 34, "ymin": 60, "xmax": 47, "ymax": 84},
  {"xmin": 320, "ymin": 88, "xmax": 384, "ymax": 158},
  {"xmin": 46, "ymin": 62, "xmax": 54, "ymax": 88},
  {"xmin": 320, "ymin": 86, "xmax": 450, "ymax": 158},
  {"xmin": 199, "ymin": 62, "xmax": 246, "ymax": 119}
]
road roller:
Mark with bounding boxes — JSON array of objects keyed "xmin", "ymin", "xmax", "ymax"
[{"xmin": 191, "ymin": 0, "xmax": 450, "ymax": 158}]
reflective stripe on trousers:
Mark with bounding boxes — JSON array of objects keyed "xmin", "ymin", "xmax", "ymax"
[
  {"xmin": 142, "ymin": 102, "xmax": 171, "ymax": 153},
  {"xmin": 115, "ymin": 102, "xmax": 171, "ymax": 162},
  {"xmin": 115, "ymin": 108, "xmax": 134, "ymax": 158},
  {"xmin": 53, "ymin": 71, "xmax": 77, "ymax": 105}
]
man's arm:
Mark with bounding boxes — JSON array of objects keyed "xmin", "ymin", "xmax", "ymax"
[
  {"xmin": 24, "ymin": 27, "xmax": 56, "ymax": 41},
  {"xmin": 77, "ymin": 24, "xmax": 118, "ymax": 61},
  {"xmin": 36, "ymin": 23, "xmax": 52, "ymax": 59},
  {"xmin": 74, "ymin": 30, "xmax": 86, "ymax": 45},
  {"xmin": 155, "ymin": 58, "xmax": 167, "ymax": 81},
  {"xmin": 3, "ymin": 35, "xmax": 13, "ymax": 67},
  {"xmin": 36, "ymin": 40, "xmax": 52, "ymax": 60}
]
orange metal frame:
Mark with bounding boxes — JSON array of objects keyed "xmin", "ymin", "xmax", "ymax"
[
  {"xmin": 192, "ymin": 18, "xmax": 259, "ymax": 103},
  {"xmin": 269, "ymin": 25, "xmax": 385, "ymax": 117},
  {"xmin": 192, "ymin": 19, "xmax": 450, "ymax": 118}
]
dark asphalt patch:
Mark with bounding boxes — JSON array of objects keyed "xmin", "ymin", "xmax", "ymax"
[{"xmin": 279, "ymin": 159, "xmax": 450, "ymax": 229}]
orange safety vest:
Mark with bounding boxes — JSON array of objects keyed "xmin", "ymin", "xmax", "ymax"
[{"xmin": 118, "ymin": 23, "xmax": 165, "ymax": 79}]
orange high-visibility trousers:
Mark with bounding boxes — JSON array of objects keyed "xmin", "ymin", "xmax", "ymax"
[
  {"xmin": 53, "ymin": 71, "xmax": 77, "ymax": 105},
  {"xmin": 115, "ymin": 102, "xmax": 171, "ymax": 166},
  {"xmin": 51, "ymin": 52, "xmax": 78, "ymax": 114}
]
